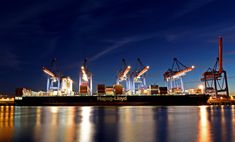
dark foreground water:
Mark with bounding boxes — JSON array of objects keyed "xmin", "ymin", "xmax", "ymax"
[{"xmin": 0, "ymin": 106, "xmax": 235, "ymax": 142}]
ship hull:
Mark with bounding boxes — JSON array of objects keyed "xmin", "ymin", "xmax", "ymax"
[{"xmin": 14, "ymin": 95, "xmax": 210, "ymax": 106}]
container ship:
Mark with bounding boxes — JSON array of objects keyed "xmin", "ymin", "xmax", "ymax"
[
  {"xmin": 13, "ymin": 37, "xmax": 234, "ymax": 106},
  {"xmin": 14, "ymin": 59, "xmax": 211, "ymax": 106},
  {"xmin": 14, "ymin": 88, "xmax": 211, "ymax": 106}
]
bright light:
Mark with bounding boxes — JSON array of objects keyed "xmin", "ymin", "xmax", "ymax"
[
  {"xmin": 198, "ymin": 84, "xmax": 204, "ymax": 94},
  {"xmin": 50, "ymin": 107, "xmax": 58, "ymax": 113},
  {"xmin": 61, "ymin": 77, "xmax": 73, "ymax": 94},
  {"xmin": 81, "ymin": 66, "xmax": 88, "ymax": 81},
  {"xmin": 198, "ymin": 84, "xmax": 204, "ymax": 90},
  {"xmin": 43, "ymin": 67, "xmax": 55, "ymax": 77},
  {"xmin": 79, "ymin": 107, "xmax": 94, "ymax": 142},
  {"xmin": 136, "ymin": 66, "xmax": 150, "ymax": 78},
  {"xmin": 198, "ymin": 106, "xmax": 211, "ymax": 142},
  {"xmin": 82, "ymin": 74, "xmax": 88, "ymax": 81},
  {"xmin": 230, "ymin": 96, "xmax": 234, "ymax": 100}
]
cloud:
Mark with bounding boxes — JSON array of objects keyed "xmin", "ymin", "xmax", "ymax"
[
  {"xmin": 0, "ymin": 49, "xmax": 22, "ymax": 69},
  {"xmin": 65, "ymin": 34, "xmax": 155, "ymax": 70},
  {"xmin": 173, "ymin": 0, "xmax": 214, "ymax": 18},
  {"xmin": 88, "ymin": 35, "xmax": 155, "ymax": 62},
  {"xmin": 163, "ymin": 31, "xmax": 189, "ymax": 42},
  {"xmin": 88, "ymin": 39, "xmax": 131, "ymax": 62}
]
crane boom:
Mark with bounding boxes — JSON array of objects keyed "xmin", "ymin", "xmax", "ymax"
[
  {"xmin": 136, "ymin": 66, "xmax": 150, "ymax": 78},
  {"xmin": 218, "ymin": 37, "xmax": 223, "ymax": 74},
  {"xmin": 119, "ymin": 66, "xmax": 131, "ymax": 81},
  {"xmin": 42, "ymin": 67, "xmax": 56, "ymax": 77},
  {"xmin": 165, "ymin": 66, "xmax": 195, "ymax": 80},
  {"xmin": 81, "ymin": 66, "xmax": 88, "ymax": 81}
]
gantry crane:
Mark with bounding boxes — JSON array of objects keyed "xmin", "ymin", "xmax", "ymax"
[
  {"xmin": 201, "ymin": 37, "xmax": 229, "ymax": 97},
  {"xmin": 79, "ymin": 59, "xmax": 93, "ymax": 96},
  {"xmin": 116, "ymin": 59, "xmax": 131, "ymax": 93},
  {"xmin": 42, "ymin": 58, "xmax": 61, "ymax": 92},
  {"xmin": 131, "ymin": 58, "xmax": 150, "ymax": 94},
  {"xmin": 164, "ymin": 58, "xmax": 195, "ymax": 94}
]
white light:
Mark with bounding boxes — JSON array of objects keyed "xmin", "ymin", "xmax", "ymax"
[
  {"xmin": 79, "ymin": 107, "xmax": 94, "ymax": 142},
  {"xmin": 198, "ymin": 84, "xmax": 204, "ymax": 90},
  {"xmin": 82, "ymin": 74, "xmax": 88, "ymax": 81},
  {"xmin": 230, "ymin": 96, "xmax": 234, "ymax": 100},
  {"xmin": 50, "ymin": 107, "xmax": 58, "ymax": 113},
  {"xmin": 198, "ymin": 84, "xmax": 204, "ymax": 94}
]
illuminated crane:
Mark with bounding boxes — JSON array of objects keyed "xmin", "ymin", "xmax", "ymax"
[
  {"xmin": 42, "ymin": 59, "xmax": 61, "ymax": 92},
  {"xmin": 164, "ymin": 58, "xmax": 195, "ymax": 94},
  {"xmin": 131, "ymin": 58, "xmax": 150, "ymax": 94},
  {"xmin": 201, "ymin": 37, "xmax": 229, "ymax": 97},
  {"xmin": 116, "ymin": 59, "xmax": 131, "ymax": 93},
  {"xmin": 79, "ymin": 59, "xmax": 93, "ymax": 96}
]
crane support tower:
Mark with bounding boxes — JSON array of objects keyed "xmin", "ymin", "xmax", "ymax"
[
  {"xmin": 201, "ymin": 37, "xmax": 229, "ymax": 97},
  {"xmin": 79, "ymin": 59, "xmax": 93, "ymax": 96},
  {"xmin": 164, "ymin": 58, "xmax": 195, "ymax": 94},
  {"xmin": 42, "ymin": 59, "xmax": 61, "ymax": 92},
  {"xmin": 116, "ymin": 59, "xmax": 131, "ymax": 94},
  {"xmin": 131, "ymin": 58, "xmax": 150, "ymax": 94}
]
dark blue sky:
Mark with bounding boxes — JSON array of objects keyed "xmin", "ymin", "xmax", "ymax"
[{"xmin": 0, "ymin": 0, "xmax": 235, "ymax": 94}]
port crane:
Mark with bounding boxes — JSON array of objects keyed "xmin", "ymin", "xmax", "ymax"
[
  {"xmin": 201, "ymin": 37, "xmax": 229, "ymax": 97},
  {"xmin": 79, "ymin": 59, "xmax": 93, "ymax": 96},
  {"xmin": 116, "ymin": 59, "xmax": 132, "ymax": 93},
  {"xmin": 164, "ymin": 58, "xmax": 195, "ymax": 93},
  {"xmin": 131, "ymin": 58, "xmax": 150, "ymax": 94},
  {"xmin": 42, "ymin": 58, "xmax": 61, "ymax": 92}
]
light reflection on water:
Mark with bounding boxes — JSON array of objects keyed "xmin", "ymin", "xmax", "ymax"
[
  {"xmin": 0, "ymin": 105, "xmax": 234, "ymax": 142},
  {"xmin": 198, "ymin": 106, "xmax": 211, "ymax": 142}
]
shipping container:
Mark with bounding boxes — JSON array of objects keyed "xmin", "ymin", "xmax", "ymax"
[
  {"xmin": 150, "ymin": 85, "xmax": 159, "ymax": 95},
  {"xmin": 79, "ymin": 85, "xmax": 88, "ymax": 94},
  {"xmin": 97, "ymin": 84, "xmax": 105, "ymax": 95},
  {"xmin": 159, "ymin": 87, "xmax": 167, "ymax": 94},
  {"xmin": 105, "ymin": 86, "xmax": 114, "ymax": 95},
  {"xmin": 113, "ymin": 84, "xmax": 123, "ymax": 95}
]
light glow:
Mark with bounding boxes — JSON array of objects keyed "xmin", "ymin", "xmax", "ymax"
[
  {"xmin": 81, "ymin": 66, "xmax": 88, "ymax": 81},
  {"xmin": 119, "ymin": 66, "xmax": 131, "ymax": 81},
  {"xmin": 61, "ymin": 77, "xmax": 73, "ymax": 94},
  {"xmin": 43, "ymin": 67, "xmax": 56, "ymax": 77},
  {"xmin": 136, "ymin": 66, "xmax": 150, "ymax": 78},
  {"xmin": 165, "ymin": 66, "xmax": 195, "ymax": 80},
  {"xmin": 198, "ymin": 106, "xmax": 211, "ymax": 142},
  {"xmin": 198, "ymin": 84, "xmax": 204, "ymax": 93},
  {"xmin": 79, "ymin": 107, "xmax": 94, "ymax": 142},
  {"xmin": 50, "ymin": 107, "xmax": 58, "ymax": 113}
]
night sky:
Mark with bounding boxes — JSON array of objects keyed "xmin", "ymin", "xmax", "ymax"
[{"xmin": 1, "ymin": 0, "xmax": 235, "ymax": 94}]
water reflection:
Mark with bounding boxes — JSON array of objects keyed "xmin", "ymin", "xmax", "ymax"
[
  {"xmin": 119, "ymin": 106, "xmax": 156, "ymax": 142},
  {"xmin": 79, "ymin": 107, "xmax": 94, "ymax": 142},
  {"xmin": 198, "ymin": 106, "xmax": 211, "ymax": 142},
  {"xmin": 0, "ymin": 106, "xmax": 14, "ymax": 142},
  {"xmin": 0, "ymin": 105, "xmax": 234, "ymax": 142}
]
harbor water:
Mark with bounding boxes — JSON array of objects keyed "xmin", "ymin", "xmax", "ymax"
[{"xmin": 0, "ymin": 106, "xmax": 235, "ymax": 142}]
